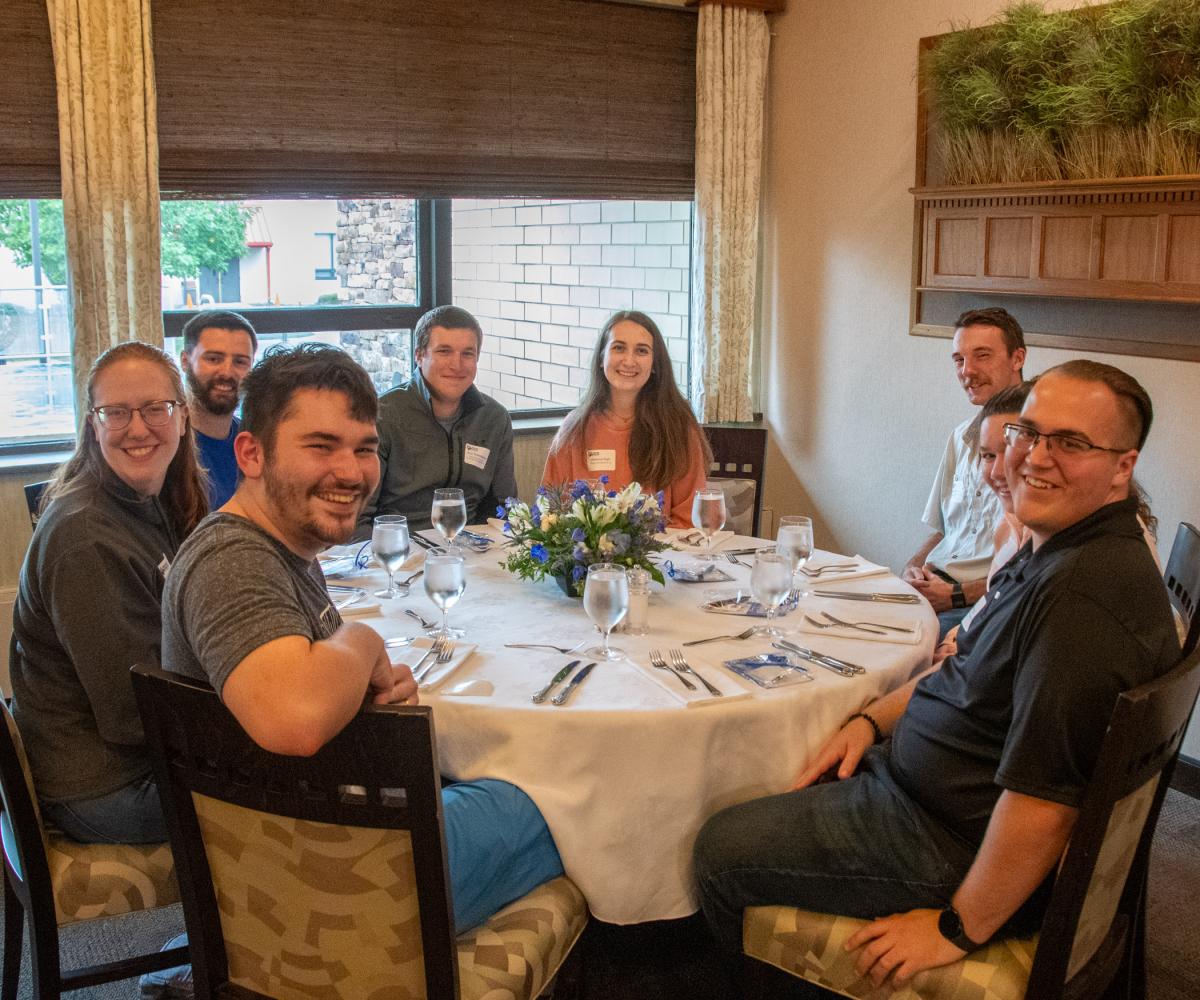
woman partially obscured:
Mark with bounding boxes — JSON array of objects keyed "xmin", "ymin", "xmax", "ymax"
[
  {"xmin": 542, "ymin": 311, "xmax": 710, "ymax": 527},
  {"xmin": 10, "ymin": 342, "xmax": 207, "ymax": 843}
]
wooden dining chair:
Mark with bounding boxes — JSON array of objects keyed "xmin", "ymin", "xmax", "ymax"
[
  {"xmin": 1164, "ymin": 520, "xmax": 1200, "ymax": 656},
  {"xmin": 22, "ymin": 481, "xmax": 49, "ymax": 530},
  {"xmin": 703, "ymin": 423, "xmax": 767, "ymax": 536},
  {"xmin": 0, "ymin": 699, "xmax": 187, "ymax": 999},
  {"xmin": 130, "ymin": 665, "xmax": 588, "ymax": 1000},
  {"xmin": 740, "ymin": 638, "xmax": 1200, "ymax": 1000}
]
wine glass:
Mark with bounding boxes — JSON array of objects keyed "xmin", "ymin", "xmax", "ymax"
[
  {"xmin": 777, "ymin": 515, "xmax": 815, "ymax": 599},
  {"xmin": 371, "ymin": 515, "xmax": 411, "ymax": 599},
  {"xmin": 431, "ymin": 488, "xmax": 467, "ymax": 548},
  {"xmin": 424, "ymin": 550, "xmax": 467, "ymax": 638},
  {"xmin": 584, "ymin": 562, "xmax": 629, "ymax": 661},
  {"xmin": 691, "ymin": 485, "xmax": 727, "ymax": 563},
  {"xmin": 750, "ymin": 551, "xmax": 793, "ymax": 638}
]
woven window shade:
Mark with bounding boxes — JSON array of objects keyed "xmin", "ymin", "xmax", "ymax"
[
  {"xmin": 152, "ymin": 0, "xmax": 696, "ymax": 200},
  {"xmin": 0, "ymin": 0, "xmax": 60, "ymax": 198}
]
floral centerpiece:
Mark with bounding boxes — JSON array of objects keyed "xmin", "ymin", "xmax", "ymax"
[{"xmin": 498, "ymin": 479, "xmax": 669, "ymax": 596}]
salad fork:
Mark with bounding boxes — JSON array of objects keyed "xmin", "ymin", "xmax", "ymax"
[
  {"xmin": 415, "ymin": 639, "xmax": 455, "ymax": 685},
  {"xmin": 668, "ymin": 649, "xmax": 723, "ymax": 696},
  {"xmin": 682, "ymin": 626, "xmax": 758, "ymax": 647},
  {"xmin": 505, "ymin": 640, "xmax": 587, "ymax": 654},
  {"xmin": 649, "ymin": 649, "xmax": 696, "ymax": 691}
]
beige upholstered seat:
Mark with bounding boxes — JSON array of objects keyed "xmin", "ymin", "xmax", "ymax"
[
  {"xmin": 712, "ymin": 477, "xmax": 757, "ymax": 537},
  {"xmin": 46, "ymin": 834, "xmax": 179, "ymax": 925}
]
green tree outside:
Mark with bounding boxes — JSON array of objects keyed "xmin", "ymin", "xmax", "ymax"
[{"xmin": 0, "ymin": 199, "xmax": 251, "ymax": 286}]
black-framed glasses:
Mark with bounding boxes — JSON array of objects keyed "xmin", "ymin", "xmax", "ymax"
[
  {"xmin": 91, "ymin": 400, "xmax": 181, "ymax": 431},
  {"xmin": 1002, "ymin": 422, "xmax": 1128, "ymax": 457}
]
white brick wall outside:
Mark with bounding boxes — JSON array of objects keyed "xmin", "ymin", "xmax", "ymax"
[{"xmin": 453, "ymin": 199, "xmax": 691, "ymax": 410}]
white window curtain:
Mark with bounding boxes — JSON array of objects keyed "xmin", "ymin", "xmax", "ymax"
[
  {"xmin": 690, "ymin": 3, "xmax": 769, "ymax": 423},
  {"xmin": 46, "ymin": 0, "xmax": 162, "ymax": 410}
]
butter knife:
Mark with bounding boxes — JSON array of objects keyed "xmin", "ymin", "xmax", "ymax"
[
  {"xmin": 552, "ymin": 662, "xmax": 597, "ymax": 706},
  {"xmin": 773, "ymin": 640, "xmax": 866, "ymax": 677},
  {"xmin": 532, "ymin": 660, "xmax": 580, "ymax": 704},
  {"xmin": 812, "ymin": 590, "xmax": 921, "ymax": 604}
]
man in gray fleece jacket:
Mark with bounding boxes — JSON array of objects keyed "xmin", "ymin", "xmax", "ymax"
[{"xmin": 356, "ymin": 305, "xmax": 517, "ymax": 537}]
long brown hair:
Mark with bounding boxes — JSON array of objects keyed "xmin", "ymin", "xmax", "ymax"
[
  {"xmin": 554, "ymin": 311, "xmax": 711, "ymax": 489},
  {"xmin": 42, "ymin": 341, "xmax": 209, "ymax": 539}
]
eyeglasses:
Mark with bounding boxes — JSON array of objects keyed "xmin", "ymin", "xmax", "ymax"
[
  {"xmin": 1002, "ymin": 422, "xmax": 1129, "ymax": 457},
  {"xmin": 91, "ymin": 400, "xmax": 181, "ymax": 430}
]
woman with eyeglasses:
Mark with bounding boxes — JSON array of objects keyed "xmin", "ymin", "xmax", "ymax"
[{"xmin": 10, "ymin": 341, "xmax": 207, "ymax": 843}]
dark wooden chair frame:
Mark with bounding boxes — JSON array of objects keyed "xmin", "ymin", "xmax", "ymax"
[
  {"xmin": 22, "ymin": 481, "xmax": 49, "ymax": 531},
  {"xmin": 0, "ymin": 700, "xmax": 189, "ymax": 999},
  {"xmin": 744, "ymin": 640, "xmax": 1200, "ymax": 1000},
  {"xmin": 131, "ymin": 665, "xmax": 459, "ymax": 1000},
  {"xmin": 1164, "ymin": 520, "xmax": 1200, "ymax": 657},
  {"xmin": 702, "ymin": 422, "xmax": 767, "ymax": 537}
]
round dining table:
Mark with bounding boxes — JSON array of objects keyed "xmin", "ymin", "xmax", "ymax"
[{"xmin": 343, "ymin": 529, "xmax": 937, "ymax": 925}]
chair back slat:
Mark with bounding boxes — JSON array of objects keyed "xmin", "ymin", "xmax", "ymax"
[
  {"xmin": 132, "ymin": 665, "xmax": 459, "ymax": 1000},
  {"xmin": 1026, "ymin": 642, "xmax": 1200, "ymax": 998},
  {"xmin": 1164, "ymin": 521, "xmax": 1200, "ymax": 656},
  {"xmin": 23, "ymin": 481, "xmax": 50, "ymax": 530},
  {"xmin": 0, "ymin": 699, "xmax": 54, "ymax": 898}
]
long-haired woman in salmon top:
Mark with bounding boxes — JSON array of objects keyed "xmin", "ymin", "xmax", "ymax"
[{"xmin": 542, "ymin": 310, "xmax": 711, "ymax": 527}]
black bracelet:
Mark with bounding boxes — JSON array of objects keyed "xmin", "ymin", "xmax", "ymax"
[
  {"xmin": 846, "ymin": 711, "xmax": 883, "ymax": 745},
  {"xmin": 951, "ymin": 582, "xmax": 967, "ymax": 609}
]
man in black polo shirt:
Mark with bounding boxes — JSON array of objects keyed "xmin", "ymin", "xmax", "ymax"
[{"xmin": 694, "ymin": 360, "xmax": 1179, "ymax": 988}]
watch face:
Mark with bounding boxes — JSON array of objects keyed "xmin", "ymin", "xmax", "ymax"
[{"xmin": 938, "ymin": 906, "xmax": 963, "ymax": 939}]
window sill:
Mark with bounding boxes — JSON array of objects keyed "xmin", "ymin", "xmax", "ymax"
[
  {"xmin": 512, "ymin": 414, "xmax": 564, "ymax": 437},
  {"xmin": 0, "ymin": 448, "xmax": 71, "ymax": 473}
]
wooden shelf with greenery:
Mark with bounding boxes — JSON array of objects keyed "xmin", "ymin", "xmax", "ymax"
[{"xmin": 911, "ymin": 1, "xmax": 1200, "ymax": 358}]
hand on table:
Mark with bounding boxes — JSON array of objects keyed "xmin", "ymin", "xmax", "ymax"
[
  {"xmin": 908, "ymin": 565, "xmax": 953, "ymax": 612},
  {"xmin": 368, "ymin": 645, "xmax": 419, "ymax": 706},
  {"xmin": 792, "ymin": 716, "xmax": 876, "ymax": 789},
  {"xmin": 845, "ymin": 908, "xmax": 966, "ymax": 988}
]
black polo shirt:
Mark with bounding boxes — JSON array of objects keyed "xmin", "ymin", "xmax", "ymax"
[{"xmin": 889, "ymin": 497, "xmax": 1178, "ymax": 846}]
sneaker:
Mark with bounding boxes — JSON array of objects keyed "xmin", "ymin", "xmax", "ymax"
[{"xmin": 139, "ymin": 932, "xmax": 192, "ymax": 999}]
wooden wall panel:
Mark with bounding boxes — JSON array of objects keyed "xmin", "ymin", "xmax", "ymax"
[
  {"xmin": 986, "ymin": 217, "xmax": 1031, "ymax": 277},
  {"xmin": 1041, "ymin": 217, "xmax": 1092, "ymax": 280}
]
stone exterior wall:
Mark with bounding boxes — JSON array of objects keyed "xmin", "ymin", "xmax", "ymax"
[{"xmin": 452, "ymin": 199, "xmax": 692, "ymax": 410}]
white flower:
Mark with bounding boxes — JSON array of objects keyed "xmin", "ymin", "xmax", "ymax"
[
  {"xmin": 598, "ymin": 534, "xmax": 615, "ymax": 555},
  {"xmin": 612, "ymin": 482, "xmax": 642, "ymax": 513}
]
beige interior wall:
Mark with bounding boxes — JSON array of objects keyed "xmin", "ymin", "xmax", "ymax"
[{"xmin": 761, "ymin": 0, "xmax": 1200, "ymax": 757}]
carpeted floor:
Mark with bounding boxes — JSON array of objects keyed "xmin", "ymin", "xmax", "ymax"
[{"xmin": 3, "ymin": 789, "xmax": 1197, "ymax": 999}]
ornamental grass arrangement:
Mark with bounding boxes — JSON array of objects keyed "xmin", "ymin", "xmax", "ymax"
[{"xmin": 499, "ymin": 480, "xmax": 669, "ymax": 596}]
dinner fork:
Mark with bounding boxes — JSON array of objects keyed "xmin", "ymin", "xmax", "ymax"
[
  {"xmin": 821, "ymin": 611, "xmax": 914, "ymax": 634},
  {"xmin": 505, "ymin": 640, "xmax": 587, "ymax": 654},
  {"xmin": 724, "ymin": 552, "xmax": 747, "ymax": 567},
  {"xmin": 649, "ymin": 649, "xmax": 696, "ymax": 691},
  {"xmin": 682, "ymin": 626, "xmax": 758, "ymax": 647},
  {"xmin": 668, "ymin": 649, "xmax": 723, "ymax": 697},
  {"xmin": 415, "ymin": 639, "xmax": 455, "ymax": 685},
  {"xmin": 798, "ymin": 563, "xmax": 860, "ymax": 577},
  {"xmin": 803, "ymin": 614, "xmax": 887, "ymax": 636}
]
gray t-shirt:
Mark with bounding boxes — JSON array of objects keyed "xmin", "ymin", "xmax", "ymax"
[{"xmin": 162, "ymin": 513, "xmax": 342, "ymax": 696}]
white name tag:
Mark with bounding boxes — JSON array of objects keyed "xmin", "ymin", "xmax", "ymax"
[
  {"xmin": 463, "ymin": 443, "xmax": 490, "ymax": 470},
  {"xmin": 158, "ymin": 554, "xmax": 172, "ymax": 579},
  {"xmin": 586, "ymin": 449, "xmax": 616, "ymax": 472},
  {"xmin": 959, "ymin": 593, "xmax": 986, "ymax": 633}
]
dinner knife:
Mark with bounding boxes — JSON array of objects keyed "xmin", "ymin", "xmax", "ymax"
[
  {"xmin": 812, "ymin": 590, "xmax": 921, "ymax": 604},
  {"xmin": 773, "ymin": 640, "xmax": 866, "ymax": 676},
  {"xmin": 552, "ymin": 661, "xmax": 597, "ymax": 706},
  {"xmin": 532, "ymin": 660, "xmax": 580, "ymax": 704}
]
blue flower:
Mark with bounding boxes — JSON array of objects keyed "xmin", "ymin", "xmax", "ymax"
[
  {"xmin": 496, "ymin": 505, "xmax": 506, "ymax": 518},
  {"xmin": 530, "ymin": 544, "xmax": 549, "ymax": 564},
  {"xmin": 502, "ymin": 522, "xmax": 512, "ymax": 534},
  {"xmin": 599, "ymin": 475, "xmax": 610, "ymax": 484},
  {"xmin": 608, "ymin": 531, "xmax": 631, "ymax": 555},
  {"xmin": 573, "ymin": 543, "xmax": 589, "ymax": 561},
  {"xmin": 655, "ymin": 490, "xmax": 665, "ymax": 505},
  {"xmin": 571, "ymin": 527, "xmax": 586, "ymax": 542},
  {"xmin": 572, "ymin": 563, "xmax": 587, "ymax": 582},
  {"xmin": 531, "ymin": 506, "xmax": 542, "ymax": 527},
  {"xmin": 570, "ymin": 480, "xmax": 590, "ymax": 500}
]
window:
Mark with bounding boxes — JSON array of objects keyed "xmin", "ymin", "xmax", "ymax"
[{"xmin": 314, "ymin": 232, "xmax": 335, "ymax": 281}]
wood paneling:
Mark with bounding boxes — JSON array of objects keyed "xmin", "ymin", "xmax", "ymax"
[{"xmin": 986, "ymin": 217, "xmax": 1032, "ymax": 277}]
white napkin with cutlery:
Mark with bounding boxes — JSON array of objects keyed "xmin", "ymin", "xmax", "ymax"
[
  {"xmin": 796, "ymin": 615, "xmax": 924, "ymax": 645},
  {"xmin": 667, "ymin": 528, "xmax": 736, "ymax": 552},
  {"xmin": 799, "ymin": 556, "xmax": 890, "ymax": 585},
  {"xmin": 631, "ymin": 652, "xmax": 754, "ymax": 708},
  {"xmin": 390, "ymin": 639, "xmax": 478, "ymax": 688},
  {"xmin": 338, "ymin": 596, "xmax": 382, "ymax": 619}
]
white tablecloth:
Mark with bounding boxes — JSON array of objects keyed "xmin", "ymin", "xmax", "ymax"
[{"xmin": 350, "ymin": 531, "xmax": 936, "ymax": 924}]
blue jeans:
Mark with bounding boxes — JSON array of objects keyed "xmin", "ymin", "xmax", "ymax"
[
  {"xmin": 41, "ymin": 774, "xmax": 167, "ymax": 844},
  {"xmin": 443, "ymin": 779, "xmax": 564, "ymax": 932},
  {"xmin": 692, "ymin": 747, "xmax": 977, "ymax": 954},
  {"xmin": 937, "ymin": 606, "xmax": 971, "ymax": 640}
]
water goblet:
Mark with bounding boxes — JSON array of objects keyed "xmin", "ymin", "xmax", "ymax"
[
  {"xmin": 750, "ymin": 551, "xmax": 793, "ymax": 638},
  {"xmin": 431, "ymin": 488, "xmax": 467, "ymax": 548},
  {"xmin": 584, "ymin": 562, "xmax": 630, "ymax": 661},
  {"xmin": 777, "ymin": 515, "xmax": 815, "ymax": 600},
  {"xmin": 691, "ymin": 485, "xmax": 727, "ymax": 563},
  {"xmin": 372, "ymin": 515, "xmax": 411, "ymax": 599},
  {"xmin": 424, "ymin": 550, "xmax": 467, "ymax": 638}
]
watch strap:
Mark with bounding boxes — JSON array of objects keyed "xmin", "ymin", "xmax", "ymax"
[{"xmin": 937, "ymin": 905, "xmax": 984, "ymax": 952}]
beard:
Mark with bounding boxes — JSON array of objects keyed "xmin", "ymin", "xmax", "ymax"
[
  {"xmin": 186, "ymin": 366, "xmax": 240, "ymax": 416},
  {"xmin": 263, "ymin": 458, "xmax": 365, "ymax": 549}
]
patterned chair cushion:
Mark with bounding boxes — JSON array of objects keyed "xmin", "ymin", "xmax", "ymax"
[
  {"xmin": 194, "ymin": 795, "xmax": 586, "ymax": 999},
  {"xmin": 744, "ymin": 906, "xmax": 1038, "ymax": 1000},
  {"xmin": 712, "ymin": 477, "xmax": 756, "ymax": 536},
  {"xmin": 46, "ymin": 834, "xmax": 180, "ymax": 926}
]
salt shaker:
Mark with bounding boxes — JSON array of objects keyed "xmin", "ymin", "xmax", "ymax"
[{"xmin": 624, "ymin": 567, "xmax": 651, "ymax": 635}]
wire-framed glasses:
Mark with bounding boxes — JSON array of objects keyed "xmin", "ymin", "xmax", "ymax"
[
  {"xmin": 91, "ymin": 400, "xmax": 181, "ymax": 430},
  {"xmin": 1002, "ymin": 422, "xmax": 1128, "ymax": 457}
]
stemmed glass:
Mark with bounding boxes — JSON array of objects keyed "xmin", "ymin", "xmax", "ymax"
[
  {"xmin": 691, "ymin": 485, "xmax": 727, "ymax": 563},
  {"xmin": 424, "ymin": 550, "xmax": 467, "ymax": 638},
  {"xmin": 777, "ymin": 515, "xmax": 815, "ymax": 600},
  {"xmin": 584, "ymin": 562, "xmax": 629, "ymax": 661},
  {"xmin": 750, "ymin": 551, "xmax": 793, "ymax": 638},
  {"xmin": 372, "ymin": 515, "xmax": 411, "ymax": 599},
  {"xmin": 431, "ymin": 488, "xmax": 467, "ymax": 548}
]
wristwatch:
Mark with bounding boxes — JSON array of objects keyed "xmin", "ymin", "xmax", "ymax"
[
  {"xmin": 937, "ymin": 905, "xmax": 984, "ymax": 952},
  {"xmin": 950, "ymin": 582, "xmax": 966, "ymax": 609}
]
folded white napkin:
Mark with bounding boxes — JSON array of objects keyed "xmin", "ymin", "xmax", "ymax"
[
  {"xmin": 632, "ymin": 652, "xmax": 754, "ymax": 709},
  {"xmin": 795, "ymin": 615, "xmax": 923, "ymax": 646},
  {"xmin": 391, "ymin": 638, "xmax": 478, "ymax": 689},
  {"xmin": 668, "ymin": 529, "xmax": 736, "ymax": 552},
  {"xmin": 338, "ymin": 596, "xmax": 382, "ymax": 619},
  {"xmin": 799, "ymin": 555, "xmax": 890, "ymax": 586}
]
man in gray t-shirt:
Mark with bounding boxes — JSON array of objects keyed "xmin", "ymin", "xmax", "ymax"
[{"xmin": 161, "ymin": 344, "xmax": 563, "ymax": 933}]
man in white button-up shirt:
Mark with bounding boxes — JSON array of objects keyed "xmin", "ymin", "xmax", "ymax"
[{"xmin": 903, "ymin": 308, "xmax": 1026, "ymax": 635}]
